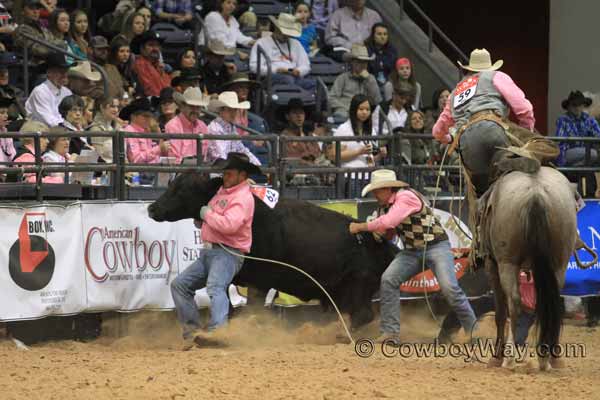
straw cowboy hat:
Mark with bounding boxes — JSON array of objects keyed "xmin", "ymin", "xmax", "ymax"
[
  {"xmin": 268, "ymin": 13, "xmax": 302, "ymax": 38},
  {"xmin": 220, "ymin": 72, "xmax": 259, "ymax": 91},
  {"xmin": 562, "ymin": 90, "xmax": 593, "ymax": 110},
  {"xmin": 208, "ymin": 91, "xmax": 250, "ymax": 112},
  {"xmin": 173, "ymin": 87, "xmax": 209, "ymax": 107},
  {"xmin": 457, "ymin": 48, "xmax": 503, "ymax": 72},
  {"xmin": 349, "ymin": 44, "xmax": 375, "ymax": 61},
  {"xmin": 68, "ymin": 61, "xmax": 101, "ymax": 81},
  {"xmin": 361, "ymin": 169, "xmax": 409, "ymax": 197},
  {"xmin": 205, "ymin": 38, "xmax": 236, "ymax": 56},
  {"xmin": 212, "ymin": 152, "xmax": 262, "ymax": 175}
]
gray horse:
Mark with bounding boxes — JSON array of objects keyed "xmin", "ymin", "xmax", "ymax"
[{"xmin": 482, "ymin": 166, "xmax": 586, "ymax": 371}]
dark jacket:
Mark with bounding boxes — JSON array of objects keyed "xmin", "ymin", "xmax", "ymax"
[{"xmin": 366, "ymin": 42, "xmax": 397, "ymax": 85}]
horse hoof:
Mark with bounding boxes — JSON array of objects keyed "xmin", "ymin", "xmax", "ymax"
[
  {"xmin": 550, "ymin": 357, "xmax": 565, "ymax": 369},
  {"xmin": 502, "ymin": 358, "xmax": 516, "ymax": 370},
  {"xmin": 538, "ymin": 360, "xmax": 552, "ymax": 372},
  {"xmin": 487, "ymin": 357, "xmax": 503, "ymax": 368}
]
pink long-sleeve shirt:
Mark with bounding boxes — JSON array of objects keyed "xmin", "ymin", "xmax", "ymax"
[
  {"xmin": 125, "ymin": 123, "xmax": 163, "ymax": 164},
  {"xmin": 14, "ymin": 144, "xmax": 63, "ymax": 184},
  {"xmin": 432, "ymin": 71, "xmax": 535, "ymax": 144},
  {"xmin": 366, "ymin": 190, "xmax": 422, "ymax": 234},
  {"xmin": 164, "ymin": 114, "xmax": 209, "ymax": 164},
  {"xmin": 202, "ymin": 180, "xmax": 255, "ymax": 253}
]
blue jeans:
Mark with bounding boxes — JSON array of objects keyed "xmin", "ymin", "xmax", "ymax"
[
  {"xmin": 380, "ymin": 240, "xmax": 477, "ymax": 335},
  {"xmin": 271, "ymin": 73, "xmax": 316, "ymax": 92},
  {"xmin": 170, "ymin": 247, "xmax": 244, "ymax": 338}
]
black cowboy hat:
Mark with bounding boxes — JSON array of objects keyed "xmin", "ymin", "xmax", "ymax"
[
  {"xmin": 130, "ymin": 31, "xmax": 165, "ymax": 54},
  {"xmin": 562, "ymin": 91, "xmax": 593, "ymax": 110},
  {"xmin": 0, "ymin": 97, "xmax": 15, "ymax": 108},
  {"xmin": 283, "ymin": 97, "xmax": 311, "ymax": 114},
  {"xmin": 171, "ymin": 68, "xmax": 202, "ymax": 87},
  {"xmin": 45, "ymin": 52, "xmax": 71, "ymax": 69},
  {"xmin": 24, "ymin": 0, "xmax": 43, "ymax": 9},
  {"xmin": 151, "ymin": 86, "xmax": 175, "ymax": 108},
  {"xmin": 219, "ymin": 72, "xmax": 259, "ymax": 92},
  {"xmin": 212, "ymin": 152, "xmax": 262, "ymax": 175},
  {"xmin": 119, "ymin": 97, "xmax": 153, "ymax": 121}
]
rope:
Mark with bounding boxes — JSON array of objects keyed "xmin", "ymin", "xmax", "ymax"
[{"xmin": 217, "ymin": 243, "xmax": 356, "ymax": 346}]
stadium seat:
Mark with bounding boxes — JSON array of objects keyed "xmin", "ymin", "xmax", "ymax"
[{"xmin": 308, "ymin": 54, "xmax": 346, "ymax": 87}]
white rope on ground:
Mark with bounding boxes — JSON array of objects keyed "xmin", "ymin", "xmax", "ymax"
[{"xmin": 218, "ymin": 244, "xmax": 356, "ymax": 346}]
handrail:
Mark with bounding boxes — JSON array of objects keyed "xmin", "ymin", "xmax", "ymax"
[
  {"xmin": 17, "ymin": 30, "xmax": 110, "ymax": 95},
  {"xmin": 398, "ymin": 0, "xmax": 467, "ymax": 81},
  {"xmin": 193, "ymin": 5, "xmax": 208, "ymax": 57},
  {"xmin": 255, "ymin": 44, "xmax": 272, "ymax": 113}
]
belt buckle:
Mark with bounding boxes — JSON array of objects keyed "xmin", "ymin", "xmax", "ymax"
[{"xmin": 204, "ymin": 242, "xmax": 213, "ymax": 249}]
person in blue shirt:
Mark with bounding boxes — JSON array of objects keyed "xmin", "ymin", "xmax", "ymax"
[{"xmin": 294, "ymin": 1, "xmax": 318, "ymax": 55}]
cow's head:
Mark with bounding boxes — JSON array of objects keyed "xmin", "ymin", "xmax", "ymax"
[{"xmin": 147, "ymin": 172, "xmax": 223, "ymax": 222}]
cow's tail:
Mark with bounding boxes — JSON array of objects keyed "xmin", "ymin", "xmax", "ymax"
[{"xmin": 521, "ymin": 191, "xmax": 562, "ymax": 353}]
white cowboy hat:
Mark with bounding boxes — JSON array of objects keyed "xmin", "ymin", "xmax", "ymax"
[
  {"xmin": 173, "ymin": 87, "xmax": 209, "ymax": 107},
  {"xmin": 349, "ymin": 44, "xmax": 375, "ymax": 61},
  {"xmin": 361, "ymin": 169, "xmax": 409, "ymax": 197},
  {"xmin": 457, "ymin": 48, "xmax": 503, "ymax": 72},
  {"xmin": 208, "ymin": 91, "xmax": 250, "ymax": 112},
  {"xmin": 268, "ymin": 13, "xmax": 302, "ymax": 38},
  {"xmin": 68, "ymin": 61, "xmax": 101, "ymax": 81},
  {"xmin": 205, "ymin": 38, "xmax": 236, "ymax": 56}
]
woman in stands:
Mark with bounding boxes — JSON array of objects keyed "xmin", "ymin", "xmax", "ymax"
[
  {"xmin": 57, "ymin": 95, "xmax": 93, "ymax": 155},
  {"xmin": 365, "ymin": 23, "xmax": 397, "ymax": 91},
  {"xmin": 328, "ymin": 94, "xmax": 387, "ymax": 196},
  {"xmin": 385, "ymin": 57, "xmax": 422, "ymax": 110},
  {"xmin": 424, "ymin": 87, "xmax": 450, "ymax": 131},
  {"xmin": 48, "ymin": 8, "xmax": 72, "ymax": 52},
  {"xmin": 202, "ymin": 0, "xmax": 255, "ymax": 50},
  {"xmin": 88, "ymin": 96, "xmax": 122, "ymax": 164},
  {"xmin": 294, "ymin": 1, "xmax": 318, "ymax": 55},
  {"xmin": 177, "ymin": 48, "xmax": 198, "ymax": 70},
  {"xmin": 136, "ymin": 5, "xmax": 153, "ymax": 32},
  {"xmin": 42, "ymin": 132, "xmax": 74, "ymax": 183},
  {"xmin": 403, "ymin": 110, "xmax": 433, "ymax": 165},
  {"xmin": 108, "ymin": 35, "xmax": 139, "ymax": 96},
  {"xmin": 68, "ymin": 9, "xmax": 91, "ymax": 59},
  {"xmin": 121, "ymin": 12, "xmax": 146, "ymax": 43}
]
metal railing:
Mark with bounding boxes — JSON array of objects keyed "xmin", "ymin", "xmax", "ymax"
[{"xmin": 255, "ymin": 44, "xmax": 273, "ymax": 113}]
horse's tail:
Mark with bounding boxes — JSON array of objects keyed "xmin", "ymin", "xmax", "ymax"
[{"xmin": 521, "ymin": 191, "xmax": 562, "ymax": 352}]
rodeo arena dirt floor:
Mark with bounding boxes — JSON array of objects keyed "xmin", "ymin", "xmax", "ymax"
[{"xmin": 0, "ymin": 304, "xmax": 599, "ymax": 400}]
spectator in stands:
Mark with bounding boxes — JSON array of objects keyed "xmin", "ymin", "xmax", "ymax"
[
  {"xmin": 171, "ymin": 68, "xmax": 203, "ymax": 94},
  {"xmin": 385, "ymin": 57, "xmax": 421, "ymax": 109},
  {"xmin": 42, "ymin": 133, "xmax": 73, "ymax": 183},
  {"xmin": 294, "ymin": 1, "xmax": 318, "ymax": 55},
  {"xmin": 309, "ymin": 0, "xmax": 338, "ymax": 41},
  {"xmin": 47, "ymin": 8, "xmax": 72, "ymax": 54},
  {"xmin": 137, "ymin": 5, "xmax": 153, "ymax": 31},
  {"xmin": 87, "ymin": 96, "xmax": 122, "ymax": 163},
  {"xmin": 67, "ymin": 61, "xmax": 103, "ymax": 100},
  {"xmin": 82, "ymin": 96, "xmax": 95, "ymax": 128},
  {"xmin": 205, "ymin": 91, "xmax": 261, "ymax": 165},
  {"xmin": 56, "ymin": 94, "xmax": 90, "ymax": 155},
  {"xmin": 132, "ymin": 31, "xmax": 172, "ymax": 97},
  {"xmin": 122, "ymin": 97, "xmax": 171, "ymax": 163},
  {"xmin": 153, "ymin": 0, "xmax": 193, "ymax": 27},
  {"xmin": 121, "ymin": 11, "xmax": 146, "ymax": 43},
  {"xmin": 201, "ymin": 0, "xmax": 255, "ymax": 50},
  {"xmin": 329, "ymin": 44, "xmax": 381, "ymax": 119},
  {"xmin": 11, "ymin": 120, "xmax": 63, "ymax": 183},
  {"xmin": 68, "ymin": 9, "xmax": 91, "ymax": 59},
  {"xmin": 38, "ymin": 0, "xmax": 56, "ymax": 27},
  {"xmin": 250, "ymin": 13, "xmax": 315, "ymax": 92},
  {"xmin": 325, "ymin": 0, "xmax": 381, "ymax": 61},
  {"xmin": 403, "ymin": 110, "xmax": 432, "ymax": 165},
  {"xmin": 108, "ymin": 35, "xmax": 138, "ymax": 96},
  {"xmin": 556, "ymin": 90, "xmax": 600, "ymax": 197},
  {"xmin": 201, "ymin": 39, "xmax": 236, "ymax": 96},
  {"xmin": 166, "ymin": 87, "xmax": 209, "ymax": 164},
  {"xmin": 424, "ymin": 87, "xmax": 450, "ymax": 131},
  {"xmin": 365, "ymin": 23, "xmax": 397, "ymax": 88},
  {"xmin": 201, "ymin": 0, "xmax": 257, "ymax": 30},
  {"xmin": 281, "ymin": 98, "xmax": 321, "ymax": 164},
  {"xmin": 153, "ymin": 87, "xmax": 178, "ymax": 131},
  {"xmin": 328, "ymin": 94, "xmax": 387, "ymax": 196},
  {"xmin": 13, "ymin": 0, "xmax": 57, "ymax": 65},
  {"xmin": 371, "ymin": 81, "xmax": 413, "ymax": 135},
  {"xmin": 0, "ymin": 52, "xmax": 26, "ymax": 120},
  {"xmin": 175, "ymin": 48, "xmax": 198, "ymax": 72},
  {"xmin": 88, "ymin": 36, "xmax": 125, "ymax": 100},
  {"xmin": 25, "ymin": 52, "xmax": 72, "ymax": 127},
  {"xmin": 0, "ymin": 97, "xmax": 16, "ymax": 180}
]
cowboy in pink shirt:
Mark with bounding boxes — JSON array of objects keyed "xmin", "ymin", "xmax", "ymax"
[
  {"xmin": 171, "ymin": 152, "xmax": 260, "ymax": 350},
  {"xmin": 432, "ymin": 48, "xmax": 538, "ymax": 198},
  {"xmin": 165, "ymin": 87, "xmax": 209, "ymax": 163},
  {"xmin": 121, "ymin": 97, "xmax": 171, "ymax": 163}
]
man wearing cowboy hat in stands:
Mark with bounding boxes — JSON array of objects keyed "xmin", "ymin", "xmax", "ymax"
[
  {"xmin": 132, "ymin": 31, "xmax": 172, "ymax": 97},
  {"xmin": 220, "ymin": 72, "xmax": 260, "ymax": 135},
  {"xmin": 349, "ymin": 169, "xmax": 477, "ymax": 343},
  {"xmin": 205, "ymin": 91, "xmax": 261, "ymax": 166},
  {"xmin": 25, "ymin": 52, "xmax": 72, "ymax": 127},
  {"xmin": 329, "ymin": 43, "xmax": 381, "ymax": 119},
  {"xmin": 200, "ymin": 39, "xmax": 237, "ymax": 97},
  {"xmin": 165, "ymin": 87, "xmax": 210, "ymax": 164},
  {"xmin": 67, "ymin": 61, "xmax": 103, "ymax": 100},
  {"xmin": 250, "ymin": 13, "xmax": 315, "ymax": 92},
  {"xmin": 171, "ymin": 152, "xmax": 260, "ymax": 350},
  {"xmin": 432, "ymin": 48, "xmax": 539, "ymax": 197},
  {"xmin": 171, "ymin": 68, "xmax": 203, "ymax": 94}
]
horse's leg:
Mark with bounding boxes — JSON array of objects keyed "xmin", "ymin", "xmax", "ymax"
[
  {"xmin": 485, "ymin": 257, "xmax": 506, "ymax": 368},
  {"xmin": 549, "ymin": 267, "xmax": 568, "ymax": 369},
  {"xmin": 498, "ymin": 262, "xmax": 521, "ymax": 369}
]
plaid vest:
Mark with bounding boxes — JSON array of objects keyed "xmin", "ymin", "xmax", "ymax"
[{"xmin": 379, "ymin": 189, "xmax": 448, "ymax": 250}]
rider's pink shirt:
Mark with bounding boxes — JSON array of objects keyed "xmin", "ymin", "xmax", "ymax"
[
  {"xmin": 432, "ymin": 71, "xmax": 536, "ymax": 144},
  {"xmin": 366, "ymin": 190, "xmax": 422, "ymax": 233}
]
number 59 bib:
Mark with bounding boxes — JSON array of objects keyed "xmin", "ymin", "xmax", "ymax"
[{"xmin": 453, "ymin": 75, "xmax": 479, "ymax": 108}]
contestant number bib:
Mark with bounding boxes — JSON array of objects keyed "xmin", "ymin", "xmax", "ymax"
[
  {"xmin": 250, "ymin": 186, "xmax": 279, "ymax": 209},
  {"xmin": 453, "ymin": 76, "xmax": 479, "ymax": 108}
]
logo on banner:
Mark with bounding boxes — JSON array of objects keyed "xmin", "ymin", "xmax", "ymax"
[{"xmin": 8, "ymin": 213, "xmax": 56, "ymax": 291}]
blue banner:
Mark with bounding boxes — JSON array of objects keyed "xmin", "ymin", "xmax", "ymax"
[{"xmin": 564, "ymin": 200, "xmax": 600, "ymax": 296}]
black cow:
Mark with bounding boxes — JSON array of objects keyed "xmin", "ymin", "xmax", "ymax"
[{"xmin": 147, "ymin": 172, "xmax": 398, "ymax": 330}]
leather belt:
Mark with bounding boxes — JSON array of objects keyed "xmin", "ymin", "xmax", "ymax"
[{"xmin": 204, "ymin": 242, "xmax": 245, "ymax": 255}]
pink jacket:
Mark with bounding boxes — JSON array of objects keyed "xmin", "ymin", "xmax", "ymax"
[
  {"xmin": 366, "ymin": 190, "xmax": 422, "ymax": 233},
  {"xmin": 164, "ymin": 114, "xmax": 209, "ymax": 164},
  {"xmin": 14, "ymin": 144, "xmax": 63, "ymax": 184},
  {"xmin": 125, "ymin": 123, "xmax": 163, "ymax": 164},
  {"xmin": 202, "ymin": 180, "xmax": 255, "ymax": 253},
  {"xmin": 433, "ymin": 71, "xmax": 535, "ymax": 143}
]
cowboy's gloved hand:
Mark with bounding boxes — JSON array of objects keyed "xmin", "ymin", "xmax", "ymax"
[{"xmin": 200, "ymin": 206, "xmax": 212, "ymax": 220}]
